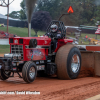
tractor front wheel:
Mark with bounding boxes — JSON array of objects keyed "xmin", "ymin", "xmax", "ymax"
[
  {"xmin": 55, "ymin": 44, "xmax": 81, "ymax": 79},
  {"xmin": 0, "ymin": 70, "xmax": 11, "ymax": 80},
  {"xmin": 22, "ymin": 61, "xmax": 37, "ymax": 83}
]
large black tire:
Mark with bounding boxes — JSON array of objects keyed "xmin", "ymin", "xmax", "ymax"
[
  {"xmin": 0, "ymin": 70, "xmax": 11, "ymax": 80},
  {"xmin": 29, "ymin": 39, "xmax": 37, "ymax": 48},
  {"xmin": 22, "ymin": 61, "xmax": 37, "ymax": 83},
  {"xmin": 55, "ymin": 44, "xmax": 81, "ymax": 79}
]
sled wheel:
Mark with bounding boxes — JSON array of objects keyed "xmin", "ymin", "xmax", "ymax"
[
  {"xmin": 55, "ymin": 44, "xmax": 81, "ymax": 79},
  {"xmin": 22, "ymin": 61, "xmax": 37, "ymax": 83},
  {"xmin": 0, "ymin": 70, "xmax": 11, "ymax": 80}
]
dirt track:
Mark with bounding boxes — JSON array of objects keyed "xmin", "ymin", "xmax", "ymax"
[
  {"xmin": 0, "ymin": 54, "xmax": 4, "ymax": 57},
  {"xmin": 0, "ymin": 54, "xmax": 100, "ymax": 100}
]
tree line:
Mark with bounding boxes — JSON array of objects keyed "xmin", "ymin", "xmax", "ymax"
[
  {"xmin": 36, "ymin": 0, "xmax": 100, "ymax": 26},
  {"xmin": 6, "ymin": 0, "xmax": 100, "ymax": 34}
]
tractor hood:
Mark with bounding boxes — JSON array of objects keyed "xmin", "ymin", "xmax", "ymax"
[{"xmin": 9, "ymin": 36, "xmax": 51, "ymax": 46}]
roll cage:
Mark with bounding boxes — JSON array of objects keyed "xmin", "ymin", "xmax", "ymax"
[{"xmin": 46, "ymin": 20, "xmax": 66, "ymax": 39}]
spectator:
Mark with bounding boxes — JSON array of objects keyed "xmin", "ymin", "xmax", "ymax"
[
  {"xmin": 84, "ymin": 35, "xmax": 88, "ymax": 41},
  {"xmin": 13, "ymin": 34, "xmax": 17, "ymax": 37},
  {"xmin": 13, "ymin": 34, "xmax": 16, "ymax": 37},
  {"xmin": 88, "ymin": 37, "xmax": 91, "ymax": 43},
  {"xmin": 4, "ymin": 33, "xmax": 9, "ymax": 38},
  {"xmin": 86, "ymin": 35, "xmax": 88, "ymax": 40},
  {"xmin": 76, "ymin": 36, "xmax": 79, "ymax": 42}
]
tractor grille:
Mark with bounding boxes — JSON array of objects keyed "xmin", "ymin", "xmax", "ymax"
[{"xmin": 11, "ymin": 45, "xmax": 23, "ymax": 60}]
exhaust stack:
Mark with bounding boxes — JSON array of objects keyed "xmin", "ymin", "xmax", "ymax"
[
  {"xmin": 26, "ymin": 0, "xmax": 37, "ymax": 37},
  {"xmin": 28, "ymin": 23, "xmax": 31, "ymax": 37}
]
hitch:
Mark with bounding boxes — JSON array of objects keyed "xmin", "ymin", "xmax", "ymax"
[{"xmin": 17, "ymin": 72, "xmax": 22, "ymax": 78}]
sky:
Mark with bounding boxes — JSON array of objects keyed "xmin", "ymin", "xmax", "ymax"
[{"xmin": 0, "ymin": 0, "xmax": 22, "ymax": 15}]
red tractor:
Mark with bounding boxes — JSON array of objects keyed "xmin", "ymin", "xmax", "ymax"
[{"xmin": 0, "ymin": 20, "xmax": 81, "ymax": 83}]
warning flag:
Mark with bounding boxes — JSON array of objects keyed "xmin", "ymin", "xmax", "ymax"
[{"xmin": 67, "ymin": 6, "xmax": 74, "ymax": 13}]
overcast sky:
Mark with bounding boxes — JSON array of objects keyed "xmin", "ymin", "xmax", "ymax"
[{"xmin": 0, "ymin": 0, "xmax": 22, "ymax": 15}]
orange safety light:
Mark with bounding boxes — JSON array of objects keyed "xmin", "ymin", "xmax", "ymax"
[{"xmin": 67, "ymin": 6, "xmax": 74, "ymax": 13}]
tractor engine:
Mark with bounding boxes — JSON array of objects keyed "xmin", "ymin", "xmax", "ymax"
[{"xmin": 4, "ymin": 36, "xmax": 52, "ymax": 71}]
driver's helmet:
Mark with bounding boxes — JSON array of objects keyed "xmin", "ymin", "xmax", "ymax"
[{"xmin": 50, "ymin": 24, "xmax": 58, "ymax": 33}]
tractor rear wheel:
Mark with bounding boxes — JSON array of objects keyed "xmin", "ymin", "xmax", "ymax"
[
  {"xmin": 0, "ymin": 70, "xmax": 11, "ymax": 80},
  {"xmin": 22, "ymin": 61, "xmax": 37, "ymax": 83},
  {"xmin": 55, "ymin": 44, "xmax": 81, "ymax": 79}
]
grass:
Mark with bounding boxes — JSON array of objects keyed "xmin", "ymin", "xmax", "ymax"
[
  {"xmin": 0, "ymin": 45, "xmax": 10, "ymax": 53},
  {"xmin": 0, "ymin": 26, "xmax": 45, "ymax": 37}
]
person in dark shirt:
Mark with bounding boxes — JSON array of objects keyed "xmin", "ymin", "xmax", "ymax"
[{"xmin": 46, "ymin": 24, "xmax": 62, "ymax": 53}]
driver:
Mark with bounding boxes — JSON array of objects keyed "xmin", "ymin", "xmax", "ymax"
[
  {"xmin": 46, "ymin": 24, "xmax": 61, "ymax": 39},
  {"xmin": 51, "ymin": 24, "xmax": 58, "ymax": 33},
  {"xmin": 46, "ymin": 24, "xmax": 62, "ymax": 53}
]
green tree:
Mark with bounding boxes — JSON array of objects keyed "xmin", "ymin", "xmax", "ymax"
[
  {"xmin": 6, "ymin": 11, "xmax": 20, "ymax": 19},
  {"xmin": 31, "ymin": 11, "xmax": 52, "ymax": 35},
  {"xmin": 79, "ymin": 0, "xmax": 96, "ymax": 25},
  {"xmin": 5, "ymin": 0, "xmax": 27, "ymax": 20},
  {"xmin": 36, "ymin": 0, "xmax": 84, "ymax": 26},
  {"xmin": 19, "ymin": 0, "xmax": 27, "ymax": 20},
  {"xmin": 36, "ymin": 0, "xmax": 100, "ymax": 26},
  {"xmin": 94, "ymin": 6, "xmax": 100, "ymax": 25},
  {"xmin": 37, "ymin": 0, "xmax": 62, "ymax": 19}
]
